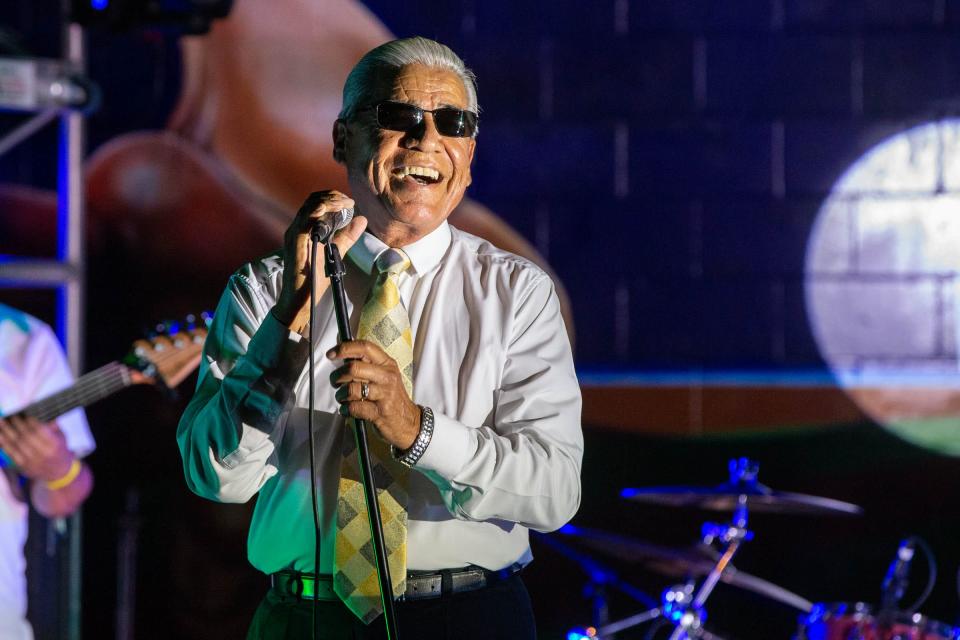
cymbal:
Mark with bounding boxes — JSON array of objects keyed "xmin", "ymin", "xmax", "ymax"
[
  {"xmin": 620, "ymin": 483, "xmax": 863, "ymax": 516},
  {"xmin": 557, "ymin": 525, "xmax": 814, "ymax": 612}
]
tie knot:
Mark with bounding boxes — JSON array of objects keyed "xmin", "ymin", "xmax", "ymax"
[{"xmin": 375, "ymin": 249, "xmax": 411, "ymax": 276}]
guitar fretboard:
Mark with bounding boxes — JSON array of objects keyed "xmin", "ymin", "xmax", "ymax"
[{"xmin": 19, "ymin": 361, "xmax": 131, "ymax": 422}]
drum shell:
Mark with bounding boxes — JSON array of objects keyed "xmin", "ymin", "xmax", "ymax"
[{"xmin": 796, "ymin": 602, "xmax": 960, "ymax": 640}]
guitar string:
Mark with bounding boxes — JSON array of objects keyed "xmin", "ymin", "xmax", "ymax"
[
  {"xmin": 8, "ymin": 333, "xmax": 206, "ymax": 421},
  {"xmin": 40, "ymin": 333, "xmax": 207, "ymax": 414},
  {"xmin": 29, "ymin": 364, "xmax": 128, "ymax": 422},
  {"xmin": 24, "ymin": 336, "xmax": 206, "ymax": 420},
  {"xmin": 30, "ymin": 364, "xmax": 122, "ymax": 415}
]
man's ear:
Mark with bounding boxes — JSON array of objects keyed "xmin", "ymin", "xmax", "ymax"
[{"xmin": 332, "ymin": 119, "xmax": 348, "ymax": 164}]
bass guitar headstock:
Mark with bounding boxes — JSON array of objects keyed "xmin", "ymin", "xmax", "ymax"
[{"xmin": 122, "ymin": 312, "xmax": 211, "ymax": 389}]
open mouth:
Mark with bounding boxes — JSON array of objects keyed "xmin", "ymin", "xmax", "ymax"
[{"xmin": 393, "ymin": 166, "xmax": 443, "ymax": 185}]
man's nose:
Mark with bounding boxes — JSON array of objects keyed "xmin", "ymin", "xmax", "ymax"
[{"xmin": 403, "ymin": 113, "xmax": 443, "ymax": 151}]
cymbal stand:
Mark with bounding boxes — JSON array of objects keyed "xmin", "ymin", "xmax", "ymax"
[
  {"xmin": 591, "ymin": 460, "xmax": 759, "ymax": 640},
  {"xmin": 664, "ymin": 494, "xmax": 753, "ymax": 640},
  {"xmin": 533, "ymin": 531, "xmax": 657, "ymax": 640}
]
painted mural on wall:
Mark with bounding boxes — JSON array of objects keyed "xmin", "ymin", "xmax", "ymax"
[{"xmin": 807, "ymin": 120, "xmax": 960, "ymax": 454}]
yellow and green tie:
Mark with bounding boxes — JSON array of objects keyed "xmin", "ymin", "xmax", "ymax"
[{"xmin": 333, "ymin": 248, "xmax": 413, "ymax": 624}]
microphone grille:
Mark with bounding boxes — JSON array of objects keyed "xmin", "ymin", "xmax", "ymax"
[{"xmin": 335, "ymin": 207, "xmax": 354, "ymax": 230}]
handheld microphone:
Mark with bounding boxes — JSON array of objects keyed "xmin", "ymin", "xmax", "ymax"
[
  {"xmin": 880, "ymin": 538, "xmax": 915, "ymax": 612},
  {"xmin": 311, "ymin": 207, "xmax": 354, "ymax": 243}
]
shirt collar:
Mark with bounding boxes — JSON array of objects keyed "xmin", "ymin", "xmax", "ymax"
[{"xmin": 348, "ymin": 221, "xmax": 452, "ymax": 276}]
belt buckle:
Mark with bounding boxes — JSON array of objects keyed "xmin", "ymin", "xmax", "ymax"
[
  {"xmin": 404, "ymin": 573, "xmax": 442, "ymax": 601},
  {"xmin": 451, "ymin": 568, "xmax": 487, "ymax": 594},
  {"xmin": 292, "ymin": 574, "xmax": 305, "ymax": 598}
]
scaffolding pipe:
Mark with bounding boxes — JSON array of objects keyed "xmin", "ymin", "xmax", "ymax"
[{"xmin": 59, "ymin": 13, "xmax": 87, "ymax": 640}]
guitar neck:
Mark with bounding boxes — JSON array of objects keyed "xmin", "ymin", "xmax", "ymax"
[{"xmin": 20, "ymin": 361, "xmax": 133, "ymax": 423}]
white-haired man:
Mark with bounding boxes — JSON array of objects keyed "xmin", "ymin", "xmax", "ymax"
[{"xmin": 178, "ymin": 36, "xmax": 582, "ymax": 639}]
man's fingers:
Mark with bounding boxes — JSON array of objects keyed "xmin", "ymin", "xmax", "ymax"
[
  {"xmin": 332, "ymin": 216, "xmax": 368, "ymax": 256},
  {"xmin": 0, "ymin": 419, "xmax": 18, "ymax": 450},
  {"xmin": 339, "ymin": 400, "xmax": 381, "ymax": 422},
  {"xmin": 287, "ymin": 191, "xmax": 355, "ymax": 247},
  {"xmin": 327, "ymin": 339, "xmax": 391, "ymax": 365},
  {"xmin": 0, "ymin": 419, "xmax": 28, "ymax": 464},
  {"xmin": 298, "ymin": 191, "xmax": 354, "ymax": 223},
  {"xmin": 329, "ymin": 360, "xmax": 394, "ymax": 387},
  {"xmin": 298, "ymin": 190, "xmax": 353, "ymax": 214},
  {"xmin": 6, "ymin": 416, "xmax": 48, "ymax": 459},
  {"xmin": 334, "ymin": 380, "xmax": 376, "ymax": 403}
]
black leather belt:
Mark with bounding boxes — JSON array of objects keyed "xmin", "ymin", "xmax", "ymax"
[{"xmin": 271, "ymin": 564, "xmax": 523, "ymax": 602}]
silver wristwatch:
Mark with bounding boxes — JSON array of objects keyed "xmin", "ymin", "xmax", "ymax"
[{"xmin": 393, "ymin": 405, "xmax": 434, "ymax": 467}]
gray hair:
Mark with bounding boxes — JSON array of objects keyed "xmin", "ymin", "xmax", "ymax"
[{"xmin": 338, "ymin": 37, "xmax": 479, "ymax": 127}]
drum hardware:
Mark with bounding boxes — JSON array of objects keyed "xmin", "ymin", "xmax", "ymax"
[
  {"xmin": 532, "ymin": 529, "xmax": 658, "ymax": 638},
  {"xmin": 568, "ymin": 458, "xmax": 802, "ymax": 639},
  {"xmin": 562, "ymin": 458, "xmax": 960, "ymax": 640},
  {"xmin": 621, "ymin": 458, "xmax": 863, "ymax": 516},
  {"xmin": 555, "ymin": 524, "xmax": 814, "ymax": 613},
  {"xmin": 795, "ymin": 536, "xmax": 952, "ymax": 640}
]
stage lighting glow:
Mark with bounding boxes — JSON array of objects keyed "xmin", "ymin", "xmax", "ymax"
[
  {"xmin": 805, "ymin": 119, "xmax": 960, "ymax": 454},
  {"xmin": 91, "ymin": 0, "xmax": 108, "ymax": 10},
  {"xmin": 566, "ymin": 627, "xmax": 597, "ymax": 640}
]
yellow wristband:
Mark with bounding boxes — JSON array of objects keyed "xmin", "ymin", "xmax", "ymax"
[{"xmin": 45, "ymin": 459, "xmax": 82, "ymax": 491}]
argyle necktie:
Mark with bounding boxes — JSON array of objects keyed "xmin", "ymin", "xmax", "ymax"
[{"xmin": 333, "ymin": 248, "xmax": 413, "ymax": 624}]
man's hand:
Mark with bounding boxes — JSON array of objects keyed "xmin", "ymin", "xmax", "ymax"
[
  {"xmin": 0, "ymin": 414, "xmax": 74, "ymax": 482},
  {"xmin": 328, "ymin": 341, "xmax": 421, "ymax": 450},
  {"xmin": 273, "ymin": 190, "xmax": 367, "ymax": 334}
]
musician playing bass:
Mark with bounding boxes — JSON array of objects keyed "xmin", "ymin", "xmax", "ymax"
[{"xmin": 0, "ymin": 303, "xmax": 95, "ymax": 640}]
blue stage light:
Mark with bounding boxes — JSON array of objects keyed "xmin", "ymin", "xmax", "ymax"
[
  {"xmin": 91, "ymin": 0, "xmax": 108, "ymax": 10},
  {"xmin": 566, "ymin": 627, "xmax": 597, "ymax": 640}
]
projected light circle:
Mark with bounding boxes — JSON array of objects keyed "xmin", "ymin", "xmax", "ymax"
[{"xmin": 805, "ymin": 119, "xmax": 960, "ymax": 454}]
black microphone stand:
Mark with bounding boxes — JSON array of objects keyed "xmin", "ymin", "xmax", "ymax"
[{"xmin": 310, "ymin": 229, "xmax": 400, "ymax": 639}]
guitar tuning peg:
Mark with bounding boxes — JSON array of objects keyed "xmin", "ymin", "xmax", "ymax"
[
  {"xmin": 155, "ymin": 322, "xmax": 167, "ymax": 335},
  {"xmin": 184, "ymin": 314, "xmax": 197, "ymax": 331}
]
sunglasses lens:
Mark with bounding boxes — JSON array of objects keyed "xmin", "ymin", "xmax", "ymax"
[
  {"xmin": 434, "ymin": 108, "xmax": 478, "ymax": 137},
  {"xmin": 374, "ymin": 102, "xmax": 478, "ymax": 137},
  {"xmin": 376, "ymin": 102, "xmax": 422, "ymax": 131}
]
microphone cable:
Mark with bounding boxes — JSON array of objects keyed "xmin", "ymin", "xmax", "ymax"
[{"xmin": 307, "ymin": 233, "xmax": 323, "ymax": 640}]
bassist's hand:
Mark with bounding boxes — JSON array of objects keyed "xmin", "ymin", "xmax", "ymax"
[{"xmin": 0, "ymin": 414, "xmax": 74, "ymax": 482}]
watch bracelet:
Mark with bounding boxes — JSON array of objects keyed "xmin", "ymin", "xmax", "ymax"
[{"xmin": 394, "ymin": 405, "xmax": 434, "ymax": 467}]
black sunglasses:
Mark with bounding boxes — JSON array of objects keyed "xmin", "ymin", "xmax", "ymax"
[{"xmin": 358, "ymin": 100, "xmax": 478, "ymax": 138}]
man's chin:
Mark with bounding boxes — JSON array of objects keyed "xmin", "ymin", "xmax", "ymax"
[{"xmin": 384, "ymin": 199, "xmax": 452, "ymax": 225}]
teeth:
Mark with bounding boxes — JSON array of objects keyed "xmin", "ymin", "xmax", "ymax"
[{"xmin": 395, "ymin": 166, "xmax": 440, "ymax": 181}]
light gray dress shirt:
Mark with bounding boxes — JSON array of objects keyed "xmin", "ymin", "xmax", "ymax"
[{"xmin": 177, "ymin": 221, "xmax": 583, "ymax": 576}]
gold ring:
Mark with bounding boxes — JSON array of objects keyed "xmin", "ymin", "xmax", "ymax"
[{"xmin": 360, "ymin": 381, "xmax": 370, "ymax": 401}]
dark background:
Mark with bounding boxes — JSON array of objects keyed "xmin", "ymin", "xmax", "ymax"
[{"xmin": 3, "ymin": 1, "xmax": 960, "ymax": 638}]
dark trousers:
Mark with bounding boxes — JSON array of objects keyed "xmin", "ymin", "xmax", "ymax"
[{"xmin": 246, "ymin": 573, "xmax": 537, "ymax": 640}]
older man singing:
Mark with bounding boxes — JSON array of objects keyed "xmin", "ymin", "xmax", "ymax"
[{"xmin": 177, "ymin": 36, "xmax": 582, "ymax": 639}]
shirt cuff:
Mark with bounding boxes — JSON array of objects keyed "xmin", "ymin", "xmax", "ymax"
[{"xmin": 413, "ymin": 410, "xmax": 475, "ymax": 479}]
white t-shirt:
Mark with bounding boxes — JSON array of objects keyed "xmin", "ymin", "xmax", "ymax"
[{"xmin": 0, "ymin": 304, "xmax": 95, "ymax": 640}]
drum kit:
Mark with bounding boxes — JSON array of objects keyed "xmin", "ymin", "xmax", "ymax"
[{"xmin": 552, "ymin": 458, "xmax": 959, "ymax": 640}]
